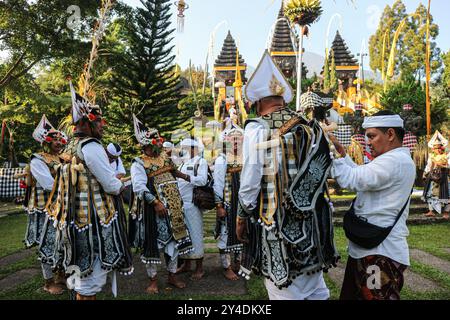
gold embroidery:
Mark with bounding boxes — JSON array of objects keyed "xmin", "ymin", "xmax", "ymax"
[{"xmin": 269, "ymin": 74, "xmax": 285, "ymax": 96}]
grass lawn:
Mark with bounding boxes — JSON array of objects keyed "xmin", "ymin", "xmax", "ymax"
[{"xmin": 0, "ymin": 213, "xmax": 449, "ymax": 300}]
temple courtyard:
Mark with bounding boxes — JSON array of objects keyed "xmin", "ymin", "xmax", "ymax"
[{"xmin": 0, "ymin": 195, "xmax": 449, "ymax": 300}]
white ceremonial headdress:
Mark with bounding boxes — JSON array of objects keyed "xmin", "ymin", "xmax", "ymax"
[
  {"xmin": 428, "ymin": 130, "xmax": 448, "ymax": 148},
  {"xmin": 70, "ymin": 81, "xmax": 102, "ymax": 124},
  {"xmin": 132, "ymin": 114, "xmax": 159, "ymax": 146},
  {"xmin": 244, "ymin": 50, "xmax": 293, "ymax": 103},
  {"xmin": 107, "ymin": 143, "xmax": 122, "ymax": 157},
  {"xmin": 32, "ymin": 115, "xmax": 68, "ymax": 145},
  {"xmin": 362, "ymin": 115, "xmax": 404, "ymax": 129}
]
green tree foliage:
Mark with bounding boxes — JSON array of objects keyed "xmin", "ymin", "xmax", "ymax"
[
  {"xmin": 0, "ymin": 0, "xmax": 98, "ymax": 90},
  {"xmin": 401, "ymin": 3, "xmax": 441, "ymax": 79},
  {"xmin": 322, "ymin": 53, "xmax": 330, "ymax": 93},
  {"xmin": 380, "ymin": 74, "xmax": 447, "ymax": 136},
  {"xmin": 369, "ymin": 1, "xmax": 407, "ymax": 76},
  {"xmin": 107, "ymin": 0, "xmax": 186, "ymax": 137},
  {"xmin": 442, "ymin": 50, "xmax": 450, "ymax": 90},
  {"xmin": 369, "ymin": 1, "xmax": 441, "ymax": 80}
]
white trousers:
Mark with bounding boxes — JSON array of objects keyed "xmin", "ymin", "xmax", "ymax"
[
  {"xmin": 74, "ymin": 257, "xmax": 109, "ymax": 296},
  {"xmin": 264, "ymin": 271, "xmax": 330, "ymax": 300}
]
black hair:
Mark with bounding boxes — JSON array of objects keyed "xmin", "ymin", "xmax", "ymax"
[{"xmin": 371, "ymin": 110, "xmax": 405, "ymax": 142}]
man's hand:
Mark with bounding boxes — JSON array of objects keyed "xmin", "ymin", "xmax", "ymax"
[
  {"xmin": 236, "ymin": 217, "xmax": 249, "ymax": 244},
  {"xmin": 328, "ymin": 133, "xmax": 346, "ymax": 157},
  {"xmin": 216, "ymin": 206, "xmax": 227, "ymax": 219},
  {"xmin": 153, "ymin": 200, "xmax": 168, "ymax": 217}
]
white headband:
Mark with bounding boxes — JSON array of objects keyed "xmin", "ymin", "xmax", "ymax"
[
  {"xmin": 107, "ymin": 143, "xmax": 122, "ymax": 156},
  {"xmin": 362, "ymin": 115, "xmax": 404, "ymax": 129}
]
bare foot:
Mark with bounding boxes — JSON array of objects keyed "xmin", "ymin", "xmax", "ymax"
[
  {"xmin": 190, "ymin": 270, "xmax": 205, "ymax": 281},
  {"xmin": 443, "ymin": 213, "xmax": 449, "ymax": 220},
  {"xmin": 168, "ymin": 273, "xmax": 186, "ymax": 289},
  {"xmin": 231, "ymin": 262, "xmax": 241, "ymax": 274},
  {"xmin": 223, "ymin": 267, "xmax": 239, "ymax": 281},
  {"xmin": 43, "ymin": 280, "xmax": 64, "ymax": 295},
  {"xmin": 424, "ymin": 211, "xmax": 436, "ymax": 217},
  {"xmin": 145, "ymin": 277, "xmax": 159, "ymax": 294}
]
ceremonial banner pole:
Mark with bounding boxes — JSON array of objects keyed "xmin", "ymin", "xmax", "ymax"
[
  {"xmin": 296, "ymin": 27, "xmax": 304, "ymax": 111},
  {"xmin": 425, "ymin": 0, "xmax": 432, "ymax": 138}
]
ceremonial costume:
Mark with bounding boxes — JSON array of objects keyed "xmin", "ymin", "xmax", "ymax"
[
  {"xmin": 129, "ymin": 115, "xmax": 193, "ymax": 282},
  {"xmin": 177, "ymin": 139, "xmax": 208, "ymax": 261},
  {"xmin": 46, "ymin": 83, "xmax": 133, "ymax": 298},
  {"xmin": 24, "ymin": 115, "xmax": 67, "ymax": 294},
  {"xmin": 238, "ymin": 51, "xmax": 339, "ymax": 300},
  {"xmin": 422, "ymin": 131, "xmax": 450, "ymax": 217},
  {"xmin": 332, "ymin": 114, "xmax": 416, "ymax": 300},
  {"xmin": 213, "ymin": 128, "xmax": 244, "ymax": 271}
]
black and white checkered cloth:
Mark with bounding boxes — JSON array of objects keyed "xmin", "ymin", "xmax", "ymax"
[
  {"xmin": 0, "ymin": 167, "xmax": 25, "ymax": 199},
  {"xmin": 300, "ymin": 92, "xmax": 324, "ymax": 110},
  {"xmin": 333, "ymin": 118, "xmax": 353, "ymax": 147}
]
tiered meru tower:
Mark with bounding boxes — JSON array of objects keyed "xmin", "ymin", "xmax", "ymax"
[
  {"xmin": 214, "ymin": 31, "xmax": 247, "ymax": 87},
  {"xmin": 269, "ymin": 3, "xmax": 307, "ymax": 79},
  {"xmin": 328, "ymin": 30, "xmax": 359, "ymax": 90}
]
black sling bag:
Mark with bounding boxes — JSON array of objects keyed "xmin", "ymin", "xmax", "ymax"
[{"xmin": 343, "ymin": 190, "xmax": 412, "ymax": 249}]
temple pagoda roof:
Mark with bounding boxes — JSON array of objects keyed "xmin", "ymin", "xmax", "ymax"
[
  {"xmin": 214, "ymin": 31, "xmax": 246, "ymax": 67},
  {"xmin": 329, "ymin": 30, "xmax": 358, "ymax": 66},
  {"xmin": 270, "ymin": 4, "xmax": 296, "ymax": 55}
]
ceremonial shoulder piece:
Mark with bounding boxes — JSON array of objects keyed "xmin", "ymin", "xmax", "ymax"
[
  {"xmin": 23, "ymin": 152, "xmax": 61, "ymax": 249},
  {"xmin": 240, "ymin": 108, "xmax": 339, "ymax": 288},
  {"xmin": 129, "ymin": 154, "xmax": 193, "ymax": 264},
  {"xmin": 217, "ymin": 128, "xmax": 245, "ymax": 253},
  {"xmin": 45, "ymin": 135, "xmax": 133, "ymax": 277},
  {"xmin": 129, "ymin": 115, "xmax": 193, "ymax": 264},
  {"xmin": 24, "ymin": 115, "xmax": 67, "ymax": 250}
]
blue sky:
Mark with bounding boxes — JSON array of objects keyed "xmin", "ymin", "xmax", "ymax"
[{"xmin": 124, "ymin": 0, "xmax": 450, "ymax": 72}]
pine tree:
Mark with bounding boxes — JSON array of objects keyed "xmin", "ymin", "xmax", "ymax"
[
  {"xmin": 330, "ymin": 49, "xmax": 338, "ymax": 91},
  {"xmin": 108, "ymin": 0, "xmax": 184, "ymax": 134}
]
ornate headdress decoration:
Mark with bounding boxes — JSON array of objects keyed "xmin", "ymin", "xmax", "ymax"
[
  {"xmin": 428, "ymin": 130, "xmax": 448, "ymax": 148},
  {"xmin": 32, "ymin": 115, "xmax": 68, "ymax": 145},
  {"xmin": 133, "ymin": 114, "xmax": 162, "ymax": 146},
  {"xmin": 70, "ymin": 81, "xmax": 102, "ymax": 124}
]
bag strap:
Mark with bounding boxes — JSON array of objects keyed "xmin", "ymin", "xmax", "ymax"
[
  {"xmin": 350, "ymin": 188, "xmax": 413, "ymax": 227},
  {"xmin": 392, "ymin": 188, "xmax": 413, "ymax": 226}
]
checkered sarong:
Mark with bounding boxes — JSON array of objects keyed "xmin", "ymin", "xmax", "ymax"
[
  {"xmin": 0, "ymin": 167, "xmax": 25, "ymax": 199},
  {"xmin": 403, "ymin": 132, "xmax": 417, "ymax": 152}
]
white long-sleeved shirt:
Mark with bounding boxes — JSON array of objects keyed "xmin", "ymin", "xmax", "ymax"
[
  {"xmin": 331, "ymin": 147, "xmax": 416, "ymax": 266},
  {"xmin": 81, "ymin": 142, "xmax": 123, "ymax": 195},
  {"xmin": 213, "ymin": 154, "xmax": 227, "ymax": 203},
  {"xmin": 238, "ymin": 121, "xmax": 267, "ymax": 213},
  {"xmin": 110, "ymin": 157, "xmax": 126, "ymax": 176},
  {"xmin": 177, "ymin": 155, "xmax": 208, "ymax": 205},
  {"xmin": 30, "ymin": 157, "xmax": 54, "ymax": 191},
  {"xmin": 130, "ymin": 160, "xmax": 150, "ymax": 198}
]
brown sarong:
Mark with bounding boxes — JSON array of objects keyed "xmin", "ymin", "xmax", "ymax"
[{"xmin": 340, "ymin": 255, "xmax": 407, "ymax": 300}]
